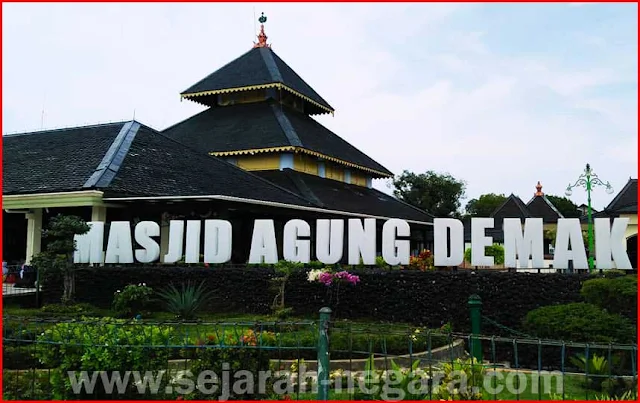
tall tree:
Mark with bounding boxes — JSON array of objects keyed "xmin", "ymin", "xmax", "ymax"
[
  {"xmin": 546, "ymin": 195, "xmax": 581, "ymax": 218},
  {"xmin": 465, "ymin": 193, "xmax": 507, "ymax": 217},
  {"xmin": 391, "ymin": 170, "xmax": 467, "ymax": 217}
]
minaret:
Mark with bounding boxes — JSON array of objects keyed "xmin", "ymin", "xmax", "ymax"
[
  {"xmin": 253, "ymin": 12, "xmax": 270, "ymax": 48},
  {"xmin": 534, "ymin": 181, "xmax": 544, "ymax": 196}
]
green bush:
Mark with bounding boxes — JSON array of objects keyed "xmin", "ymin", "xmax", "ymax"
[
  {"xmin": 306, "ymin": 260, "xmax": 325, "ymax": 270},
  {"xmin": 581, "ymin": 276, "xmax": 637, "ymax": 319},
  {"xmin": 190, "ymin": 328, "xmax": 273, "ymax": 400},
  {"xmin": 34, "ymin": 317, "xmax": 176, "ymax": 399},
  {"xmin": 464, "ymin": 244, "xmax": 505, "ymax": 265},
  {"xmin": 40, "ymin": 303, "xmax": 99, "ymax": 317},
  {"xmin": 2, "ymin": 369, "xmax": 52, "ymax": 400},
  {"xmin": 112, "ymin": 283, "xmax": 153, "ymax": 317},
  {"xmin": 435, "ymin": 358, "xmax": 484, "ymax": 400},
  {"xmin": 523, "ymin": 303, "xmax": 636, "ymax": 343}
]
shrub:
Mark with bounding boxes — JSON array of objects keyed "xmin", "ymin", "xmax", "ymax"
[
  {"xmin": 435, "ymin": 358, "xmax": 484, "ymax": 400},
  {"xmin": 581, "ymin": 276, "xmax": 637, "ymax": 319},
  {"xmin": 523, "ymin": 303, "xmax": 636, "ymax": 343},
  {"xmin": 189, "ymin": 329, "xmax": 273, "ymax": 400},
  {"xmin": 464, "ymin": 244, "xmax": 504, "ymax": 265},
  {"xmin": 409, "ymin": 249, "xmax": 434, "ymax": 271},
  {"xmin": 34, "ymin": 317, "xmax": 176, "ymax": 399},
  {"xmin": 307, "ymin": 260, "xmax": 325, "ymax": 270},
  {"xmin": 30, "ymin": 214, "xmax": 90, "ymax": 304},
  {"xmin": 2, "ymin": 369, "xmax": 52, "ymax": 400},
  {"xmin": 271, "ymin": 260, "xmax": 305, "ymax": 314},
  {"xmin": 156, "ymin": 281, "xmax": 213, "ymax": 320},
  {"xmin": 40, "ymin": 303, "xmax": 99, "ymax": 317},
  {"xmin": 112, "ymin": 283, "xmax": 154, "ymax": 317},
  {"xmin": 375, "ymin": 256, "xmax": 389, "ymax": 268}
]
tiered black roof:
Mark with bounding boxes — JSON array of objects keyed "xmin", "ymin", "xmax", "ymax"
[
  {"xmin": 162, "ymin": 101, "xmax": 392, "ymax": 177},
  {"xmin": 181, "ymin": 47, "xmax": 334, "ymax": 115},
  {"xmin": 3, "ymin": 122, "xmax": 429, "ymax": 223},
  {"xmin": 255, "ymin": 169, "xmax": 433, "ymax": 223},
  {"xmin": 2, "ymin": 121, "xmax": 311, "ymax": 206}
]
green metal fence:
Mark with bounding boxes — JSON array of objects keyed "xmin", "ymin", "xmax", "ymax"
[{"xmin": 2, "ymin": 308, "xmax": 637, "ymax": 401}]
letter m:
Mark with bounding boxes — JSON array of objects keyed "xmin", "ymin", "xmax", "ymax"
[{"xmin": 74, "ymin": 222, "xmax": 105, "ymax": 264}]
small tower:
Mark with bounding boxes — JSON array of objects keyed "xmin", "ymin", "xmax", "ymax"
[
  {"xmin": 534, "ymin": 181, "xmax": 544, "ymax": 197},
  {"xmin": 253, "ymin": 12, "xmax": 270, "ymax": 48}
]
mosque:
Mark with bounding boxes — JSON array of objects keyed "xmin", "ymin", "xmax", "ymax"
[{"xmin": 2, "ymin": 15, "xmax": 434, "ymax": 265}]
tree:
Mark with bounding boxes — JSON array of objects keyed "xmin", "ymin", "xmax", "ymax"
[
  {"xmin": 465, "ymin": 193, "xmax": 507, "ymax": 217},
  {"xmin": 544, "ymin": 227, "xmax": 588, "ymax": 247},
  {"xmin": 546, "ymin": 195, "xmax": 581, "ymax": 218},
  {"xmin": 391, "ymin": 170, "xmax": 466, "ymax": 217},
  {"xmin": 31, "ymin": 214, "xmax": 90, "ymax": 304}
]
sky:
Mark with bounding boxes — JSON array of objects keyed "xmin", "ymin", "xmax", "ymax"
[{"xmin": 2, "ymin": 3, "xmax": 637, "ymax": 211}]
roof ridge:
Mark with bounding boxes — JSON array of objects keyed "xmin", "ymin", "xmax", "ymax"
[
  {"xmin": 491, "ymin": 193, "xmax": 530, "ymax": 218},
  {"xmin": 375, "ymin": 188, "xmax": 436, "ymax": 218},
  {"xmin": 270, "ymin": 103, "xmax": 303, "ymax": 147},
  {"xmin": 281, "ymin": 106, "xmax": 393, "ymax": 176},
  {"xmin": 280, "ymin": 169, "xmax": 324, "ymax": 207},
  {"xmin": 259, "ymin": 47, "xmax": 284, "ymax": 83},
  {"xmin": 83, "ymin": 121, "xmax": 141, "ymax": 189},
  {"xmin": 605, "ymin": 177, "xmax": 637, "ymax": 212},
  {"xmin": 148, "ymin": 130, "xmax": 315, "ymax": 206},
  {"xmin": 541, "ymin": 195, "xmax": 564, "ymax": 218},
  {"xmin": 3, "ymin": 121, "xmax": 130, "ymax": 137}
]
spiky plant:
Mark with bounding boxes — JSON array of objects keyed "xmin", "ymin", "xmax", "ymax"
[{"xmin": 155, "ymin": 281, "xmax": 213, "ymax": 320}]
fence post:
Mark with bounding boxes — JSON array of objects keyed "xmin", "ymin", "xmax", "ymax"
[
  {"xmin": 468, "ymin": 294, "xmax": 483, "ymax": 363},
  {"xmin": 317, "ymin": 307, "xmax": 332, "ymax": 401}
]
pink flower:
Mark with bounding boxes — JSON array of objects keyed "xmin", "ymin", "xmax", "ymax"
[
  {"xmin": 318, "ymin": 272, "xmax": 333, "ymax": 286},
  {"xmin": 346, "ymin": 274, "xmax": 360, "ymax": 285}
]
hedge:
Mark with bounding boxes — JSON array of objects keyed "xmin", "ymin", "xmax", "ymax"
[{"xmin": 41, "ymin": 266, "xmax": 589, "ymax": 333}]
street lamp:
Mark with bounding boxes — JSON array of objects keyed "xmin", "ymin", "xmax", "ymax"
[{"xmin": 565, "ymin": 163, "xmax": 614, "ymax": 271}]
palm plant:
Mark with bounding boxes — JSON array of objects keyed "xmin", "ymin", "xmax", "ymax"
[{"xmin": 155, "ymin": 281, "xmax": 213, "ymax": 320}]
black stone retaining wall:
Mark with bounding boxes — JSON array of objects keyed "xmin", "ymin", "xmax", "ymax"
[{"xmin": 41, "ymin": 267, "xmax": 588, "ymax": 333}]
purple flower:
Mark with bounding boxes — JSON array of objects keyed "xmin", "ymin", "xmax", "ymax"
[
  {"xmin": 346, "ymin": 274, "xmax": 360, "ymax": 285},
  {"xmin": 318, "ymin": 272, "xmax": 333, "ymax": 286}
]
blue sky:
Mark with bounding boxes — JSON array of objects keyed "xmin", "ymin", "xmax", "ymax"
[{"xmin": 2, "ymin": 3, "xmax": 637, "ymax": 211}]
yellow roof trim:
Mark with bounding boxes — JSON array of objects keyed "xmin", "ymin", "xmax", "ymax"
[
  {"xmin": 2, "ymin": 190, "xmax": 105, "ymax": 209},
  {"xmin": 181, "ymin": 83, "xmax": 335, "ymax": 115},
  {"xmin": 210, "ymin": 147, "xmax": 392, "ymax": 178},
  {"xmin": 211, "ymin": 146, "xmax": 296, "ymax": 157}
]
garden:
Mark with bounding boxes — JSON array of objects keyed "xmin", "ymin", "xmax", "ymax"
[{"xmin": 2, "ymin": 216, "xmax": 638, "ymax": 400}]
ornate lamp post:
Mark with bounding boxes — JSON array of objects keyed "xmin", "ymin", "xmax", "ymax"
[{"xmin": 565, "ymin": 164, "xmax": 614, "ymax": 271}]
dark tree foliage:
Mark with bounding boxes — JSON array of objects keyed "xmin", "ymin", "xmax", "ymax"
[
  {"xmin": 31, "ymin": 214, "xmax": 90, "ymax": 304},
  {"xmin": 546, "ymin": 195, "xmax": 581, "ymax": 218},
  {"xmin": 391, "ymin": 170, "xmax": 466, "ymax": 218},
  {"xmin": 464, "ymin": 193, "xmax": 507, "ymax": 217}
]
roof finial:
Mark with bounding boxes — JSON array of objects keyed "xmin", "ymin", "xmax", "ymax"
[
  {"xmin": 534, "ymin": 181, "xmax": 543, "ymax": 196},
  {"xmin": 253, "ymin": 12, "xmax": 270, "ymax": 48}
]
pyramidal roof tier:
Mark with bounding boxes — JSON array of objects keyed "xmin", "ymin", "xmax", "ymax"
[{"xmin": 181, "ymin": 18, "xmax": 334, "ymax": 116}]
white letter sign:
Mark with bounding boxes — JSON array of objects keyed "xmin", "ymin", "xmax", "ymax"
[
  {"xmin": 434, "ymin": 218, "xmax": 464, "ymax": 267},
  {"xmin": 503, "ymin": 218, "xmax": 544, "ymax": 268}
]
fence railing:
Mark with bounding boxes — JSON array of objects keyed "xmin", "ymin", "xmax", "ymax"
[{"xmin": 2, "ymin": 311, "xmax": 637, "ymax": 401}]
